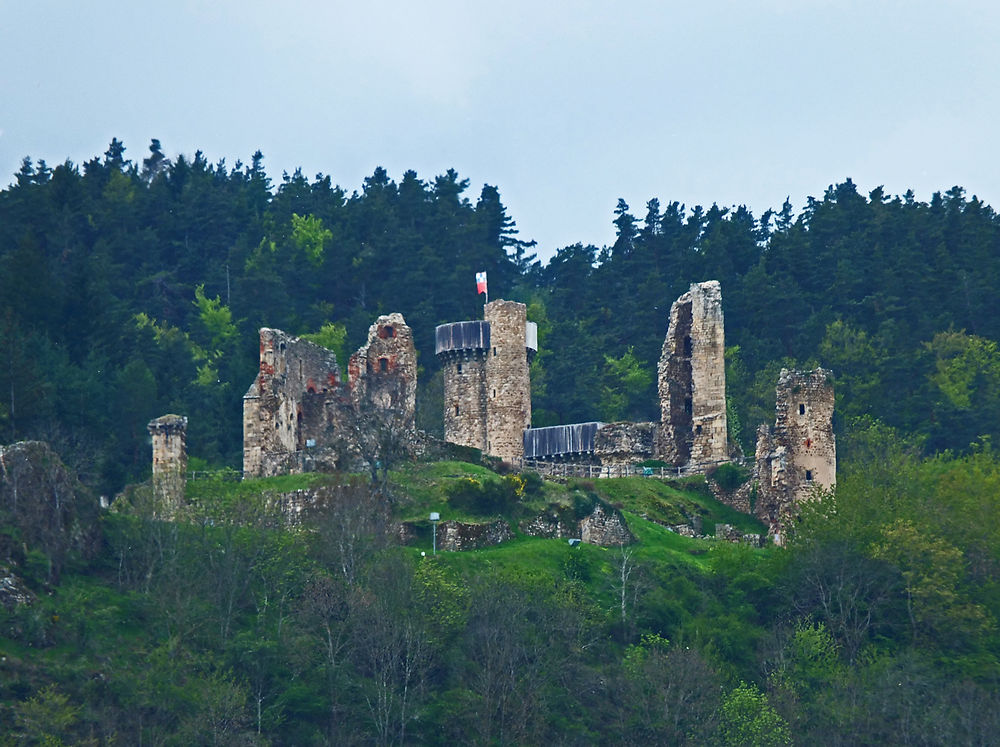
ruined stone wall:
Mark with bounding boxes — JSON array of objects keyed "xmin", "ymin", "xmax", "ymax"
[
  {"xmin": 752, "ymin": 368, "xmax": 835, "ymax": 535},
  {"xmin": 243, "ymin": 328, "xmax": 343, "ymax": 477},
  {"xmin": 147, "ymin": 414, "xmax": 187, "ymax": 511},
  {"xmin": 656, "ymin": 281, "xmax": 728, "ymax": 467},
  {"xmin": 348, "ymin": 313, "xmax": 417, "ymax": 429},
  {"xmin": 593, "ymin": 422, "xmax": 657, "ymax": 467},
  {"xmin": 242, "ymin": 317, "xmax": 418, "ymax": 478},
  {"xmin": 484, "ymin": 300, "xmax": 534, "ymax": 463}
]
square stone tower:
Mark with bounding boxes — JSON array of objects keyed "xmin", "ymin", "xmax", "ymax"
[
  {"xmin": 484, "ymin": 300, "xmax": 534, "ymax": 463},
  {"xmin": 752, "ymin": 368, "xmax": 836, "ymax": 537},
  {"xmin": 656, "ymin": 281, "xmax": 728, "ymax": 467}
]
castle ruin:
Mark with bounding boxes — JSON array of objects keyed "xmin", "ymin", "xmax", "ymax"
[
  {"xmin": 147, "ymin": 414, "xmax": 187, "ymax": 511},
  {"xmin": 656, "ymin": 280, "xmax": 729, "ymax": 466},
  {"xmin": 508, "ymin": 281, "xmax": 730, "ymax": 472},
  {"xmin": 243, "ymin": 314, "xmax": 417, "ymax": 477},
  {"xmin": 436, "ymin": 300, "xmax": 537, "ymax": 463},
  {"xmin": 751, "ymin": 368, "xmax": 836, "ymax": 539}
]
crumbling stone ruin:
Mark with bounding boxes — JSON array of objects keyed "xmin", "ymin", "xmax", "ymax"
[
  {"xmin": 655, "ymin": 280, "xmax": 729, "ymax": 467},
  {"xmin": 593, "ymin": 422, "xmax": 656, "ymax": 467},
  {"xmin": 347, "ymin": 312, "xmax": 417, "ymax": 428},
  {"xmin": 147, "ymin": 414, "xmax": 188, "ymax": 512},
  {"xmin": 243, "ymin": 314, "xmax": 417, "ymax": 477},
  {"xmin": 514, "ymin": 281, "xmax": 729, "ymax": 473},
  {"xmin": 436, "ymin": 299, "xmax": 537, "ymax": 463},
  {"xmin": 749, "ymin": 368, "xmax": 836, "ymax": 539}
]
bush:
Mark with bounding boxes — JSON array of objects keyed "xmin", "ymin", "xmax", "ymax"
[
  {"xmin": 445, "ymin": 475, "xmax": 524, "ymax": 516},
  {"xmin": 520, "ymin": 471, "xmax": 545, "ymax": 498},
  {"xmin": 707, "ymin": 462, "xmax": 749, "ymax": 492}
]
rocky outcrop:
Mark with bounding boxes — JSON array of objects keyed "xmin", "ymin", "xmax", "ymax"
[
  {"xmin": 0, "ymin": 441, "xmax": 99, "ymax": 584},
  {"xmin": 0, "ymin": 564, "xmax": 33, "ymax": 609},
  {"xmin": 522, "ymin": 500, "xmax": 635, "ymax": 546},
  {"xmin": 436, "ymin": 519, "xmax": 514, "ymax": 551},
  {"xmin": 579, "ymin": 502, "xmax": 634, "ymax": 546}
]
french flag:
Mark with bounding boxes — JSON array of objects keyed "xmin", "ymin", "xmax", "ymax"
[{"xmin": 476, "ymin": 271, "xmax": 487, "ymax": 295}]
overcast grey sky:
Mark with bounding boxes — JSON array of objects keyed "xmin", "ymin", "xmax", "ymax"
[{"xmin": 2, "ymin": 0, "xmax": 997, "ymax": 262}]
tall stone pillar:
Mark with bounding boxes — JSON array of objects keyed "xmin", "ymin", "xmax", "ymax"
[
  {"xmin": 148, "ymin": 414, "xmax": 188, "ymax": 512},
  {"xmin": 656, "ymin": 281, "xmax": 728, "ymax": 467}
]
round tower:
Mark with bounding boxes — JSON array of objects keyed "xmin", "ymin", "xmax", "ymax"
[{"xmin": 436, "ymin": 320, "xmax": 490, "ymax": 451}]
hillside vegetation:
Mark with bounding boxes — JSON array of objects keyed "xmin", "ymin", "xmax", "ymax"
[{"xmin": 3, "ymin": 426, "xmax": 1000, "ymax": 744}]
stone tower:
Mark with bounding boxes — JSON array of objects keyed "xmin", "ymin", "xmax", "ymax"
[
  {"xmin": 752, "ymin": 368, "xmax": 836, "ymax": 537},
  {"xmin": 656, "ymin": 281, "xmax": 728, "ymax": 467},
  {"xmin": 147, "ymin": 414, "xmax": 187, "ymax": 511},
  {"xmin": 436, "ymin": 320, "xmax": 490, "ymax": 451},
  {"xmin": 436, "ymin": 300, "xmax": 537, "ymax": 462}
]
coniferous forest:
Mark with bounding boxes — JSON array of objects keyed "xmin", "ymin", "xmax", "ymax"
[{"xmin": 2, "ymin": 140, "xmax": 1000, "ymax": 744}]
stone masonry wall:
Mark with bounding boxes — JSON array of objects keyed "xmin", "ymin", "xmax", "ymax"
[
  {"xmin": 147, "ymin": 414, "xmax": 187, "ymax": 512},
  {"xmin": 243, "ymin": 328, "xmax": 342, "ymax": 477},
  {"xmin": 752, "ymin": 368, "xmax": 835, "ymax": 536},
  {"xmin": 347, "ymin": 313, "xmax": 417, "ymax": 429},
  {"xmin": 656, "ymin": 281, "xmax": 728, "ymax": 467},
  {"xmin": 243, "ymin": 317, "xmax": 416, "ymax": 478},
  {"xmin": 484, "ymin": 300, "xmax": 532, "ymax": 462},
  {"xmin": 441, "ymin": 352, "xmax": 488, "ymax": 451},
  {"xmin": 593, "ymin": 422, "xmax": 657, "ymax": 466}
]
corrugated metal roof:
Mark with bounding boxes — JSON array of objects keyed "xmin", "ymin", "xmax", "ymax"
[
  {"xmin": 523, "ymin": 422, "xmax": 604, "ymax": 458},
  {"xmin": 435, "ymin": 321, "xmax": 490, "ymax": 355}
]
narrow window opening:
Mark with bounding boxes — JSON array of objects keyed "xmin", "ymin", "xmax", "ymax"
[
  {"xmin": 799, "ymin": 403, "xmax": 806, "ymax": 415},
  {"xmin": 805, "ymin": 469, "xmax": 813, "ymax": 481},
  {"xmin": 279, "ymin": 342, "xmax": 286, "ymax": 351},
  {"xmin": 683, "ymin": 335, "xmax": 692, "ymax": 357},
  {"xmin": 454, "ymin": 405, "xmax": 460, "ymax": 416},
  {"xmin": 493, "ymin": 347, "xmax": 497, "ymax": 357},
  {"xmin": 457, "ymin": 362, "xmax": 463, "ymax": 374},
  {"xmin": 493, "ymin": 389, "xmax": 497, "ymax": 398},
  {"xmin": 379, "ymin": 358, "xmax": 388, "ymax": 372},
  {"xmin": 695, "ymin": 424, "xmax": 702, "ymax": 435}
]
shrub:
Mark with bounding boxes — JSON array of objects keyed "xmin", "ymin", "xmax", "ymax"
[
  {"xmin": 445, "ymin": 475, "xmax": 523, "ymax": 516},
  {"xmin": 707, "ymin": 462, "xmax": 749, "ymax": 492},
  {"xmin": 520, "ymin": 471, "xmax": 545, "ymax": 498}
]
